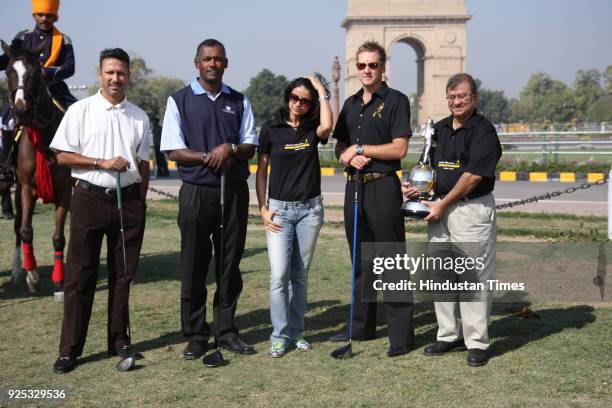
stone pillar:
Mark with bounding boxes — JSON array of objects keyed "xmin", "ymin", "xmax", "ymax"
[{"xmin": 331, "ymin": 56, "xmax": 341, "ymax": 126}]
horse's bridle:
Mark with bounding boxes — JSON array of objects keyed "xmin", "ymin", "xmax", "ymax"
[{"xmin": 8, "ymin": 59, "xmax": 56, "ymax": 130}]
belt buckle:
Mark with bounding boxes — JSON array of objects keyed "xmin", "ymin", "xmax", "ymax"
[{"xmin": 104, "ymin": 188, "xmax": 113, "ymax": 196}]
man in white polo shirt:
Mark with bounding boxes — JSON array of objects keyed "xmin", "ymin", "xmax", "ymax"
[{"xmin": 49, "ymin": 48, "xmax": 150, "ymax": 374}]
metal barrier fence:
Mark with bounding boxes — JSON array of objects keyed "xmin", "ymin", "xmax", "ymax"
[{"xmin": 317, "ymin": 130, "xmax": 612, "ymax": 164}]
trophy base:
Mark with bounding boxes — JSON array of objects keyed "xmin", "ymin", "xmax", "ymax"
[{"xmin": 401, "ymin": 200, "xmax": 431, "ymax": 220}]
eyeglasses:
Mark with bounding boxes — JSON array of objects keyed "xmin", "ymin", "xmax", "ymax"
[
  {"xmin": 289, "ymin": 94, "xmax": 311, "ymax": 107},
  {"xmin": 446, "ymin": 93, "xmax": 474, "ymax": 102},
  {"xmin": 356, "ymin": 62, "xmax": 382, "ymax": 71}
]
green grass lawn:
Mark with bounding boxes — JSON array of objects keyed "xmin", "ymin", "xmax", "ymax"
[{"xmin": 0, "ymin": 202, "xmax": 610, "ymax": 407}]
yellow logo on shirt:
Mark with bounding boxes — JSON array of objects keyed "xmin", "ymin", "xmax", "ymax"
[
  {"xmin": 438, "ymin": 160, "xmax": 461, "ymax": 169},
  {"xmin": 284, "ymin": 140, "xmax": 311, "ymax": 151},
  {"xmin": 373, "ymin": 102, "xmax": 384, "ymax": 118}
]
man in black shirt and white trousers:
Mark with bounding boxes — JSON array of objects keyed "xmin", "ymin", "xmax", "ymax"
[
  {"xmin": 333, "ymin": 41, "xmax": 415, "ymax": 357},
  {"xmin": 404, "ymin": 73, "xmax": 502, "ymax": 367}
]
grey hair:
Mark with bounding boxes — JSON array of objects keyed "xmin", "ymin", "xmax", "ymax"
[{"xmin": 446, "ymin": 73, "xmax": 478, "ymax": 94}]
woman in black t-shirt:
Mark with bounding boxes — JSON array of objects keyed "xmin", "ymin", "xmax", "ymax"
[{"xmin": 256, "ymin": 76, "xmax": 333, "ymax": 357}]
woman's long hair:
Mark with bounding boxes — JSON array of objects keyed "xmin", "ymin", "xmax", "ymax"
[{"xmin": 279, "ymin": 75, "xmax": 329, "ymax": 131}]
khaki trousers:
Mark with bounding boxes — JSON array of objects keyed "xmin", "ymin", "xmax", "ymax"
[{"xmin": 428, "ymin": 193, "xmax": 496, "ymax": 350}]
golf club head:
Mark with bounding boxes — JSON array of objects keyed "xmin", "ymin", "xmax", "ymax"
[
  {"xmin": 116, "ymin": 356, "xmax": 136, "ymax": 372},
  {"xmin": 202, "ymin": 349, "xmax": 227, "ymax": 368},
  {"xmin": 331, "ymin": 343, "xmax": 353, "ymax": 359}
]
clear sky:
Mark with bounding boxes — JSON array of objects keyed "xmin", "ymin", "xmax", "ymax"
[{"xmin": 1, "ymin": 0, "xmax": 611, "ymax": 100}]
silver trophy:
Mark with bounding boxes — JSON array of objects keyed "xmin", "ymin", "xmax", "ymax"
[{"xmin": 401, "ymin": 118, "xmax": 436, "ymax": 219}]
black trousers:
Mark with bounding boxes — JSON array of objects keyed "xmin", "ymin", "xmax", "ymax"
[
  {"xmin": 1, "ymin": 189, "xmax": 12, "ymax": 215},
  {"xmin": 343, "ymin": 174, "xmax": 414, "ymax": 349},
  {"xmin": 178, "ymin": 180, "xmax": 249, "ymax": 342},
  {"xmin": 59, "ymin": 184, "xmax": 146, "ymax": 357}
]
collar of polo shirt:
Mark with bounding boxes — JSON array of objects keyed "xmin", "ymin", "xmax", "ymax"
[
  {"xmin": 96, "ymin": 89, "xmax": 127, "ymax": 111},
  {"xmin": 190, "ymin": 79, "xmax": 231, "ymax": 98},
  {"xmin": 355, "ymin": 81, "xmax": 390, "ymax": 101},
  {"xmin": 443, "ymin": 110, "xmax": 480, "ymax": 131}
]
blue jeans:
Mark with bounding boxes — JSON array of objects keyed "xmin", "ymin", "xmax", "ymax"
[{"xmin": 267, "ymin": 196, "xmax": 324, "ymax": 344}]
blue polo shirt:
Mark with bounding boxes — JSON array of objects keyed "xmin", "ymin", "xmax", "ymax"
[{"xmin": 160, "ymin": 79, "xmax": 258, "ymax": 186}]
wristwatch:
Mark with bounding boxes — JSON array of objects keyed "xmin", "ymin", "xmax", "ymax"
[
  {"xmin": 355, "ymin": 145, "xmax": 364, "ymax": 155},
  {"xmin": 231, "ymin": 143, "xmax": 238, "ymax": 154}
]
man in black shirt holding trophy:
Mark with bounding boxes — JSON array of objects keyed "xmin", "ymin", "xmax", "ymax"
[{"xmin": 403, "ymin": 73, "xmax": 501, "ymax": 367}]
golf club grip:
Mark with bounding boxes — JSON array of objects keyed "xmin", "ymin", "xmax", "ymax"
[
  {"xmin": 353, "ymin": 170, "xmax": 359, "ymax": 203},
  {"xmin": 220, "ymin": 172, "xmax": 225, "ymax": 207},
  {"xmin": 115, "ymin": 172, "xmax": 123, "ymax": 209}
]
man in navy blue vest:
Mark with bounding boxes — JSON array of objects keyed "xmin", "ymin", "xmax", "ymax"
[{"xmin": 161, "ymin": 38, "xmax": 258, "ymax": 359}]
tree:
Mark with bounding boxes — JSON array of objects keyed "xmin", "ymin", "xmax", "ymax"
[
  {"xmin": 587, "ymin": 94, "xmax": 612, "ymax": 122},
  {"xmin": 0, "ymin": 78, "xmax": 8, "ymax": 118},
  {"xmin": 587, "ymin": 65, "xmax": 612, "ymax": 122},
  {"xmin": 573, "ymin": 69, "xmax": 602, "ymax": 121},
  {"xmin": 474, "ymin": 79, "xmax": 509, "ymax": 123},
  {"xmin": 515, "ymin": 72, "xmax": 577, "ymax": 124},
  {"xmin": 243, "ymin": 69, "xmax": 288, "ymax": 125},
  {"xmin": 0, "ymin": 78, "xmax": 8, "ymax": 105},
  {"xmin": 602, "ymin": 65, "xmax": 612, "ymax": 94}
]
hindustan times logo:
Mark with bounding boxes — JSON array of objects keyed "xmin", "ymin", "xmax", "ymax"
[{"xmin": 372, "ymin": 253, "xmax": 487, "ymax": 275}]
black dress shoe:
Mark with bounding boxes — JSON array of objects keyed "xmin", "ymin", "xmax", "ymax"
[
  {"xmin": 53, "ymin": 357, "xmax": 77, "ymax": 374},
  {"xmin": 329, "ymin": 333, "xmax": 348, "ymax": 342},
  {"xmin": 112, "ymin": 344, "xmax": 144, "ymax": 360},
  {"xmin": 183, "ymin": 340, "xmax": 208, "ymax": 360},
  {"xmin": 387, "ymin": 347, "xmax": 411, "ymax": 358},
  {"xmin": 423, "ymin": 340, "xmax": 466, "ymax": 356},
  {"xmin": 467, "ymin": 348, "xmax": 488, "ymax": 367},
  {"xmin": 219, "ymin": 337, "xmax": 256, "ymax": 355}
]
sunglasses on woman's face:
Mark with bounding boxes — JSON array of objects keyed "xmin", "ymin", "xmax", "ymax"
[
  {"xmin": 289, "ymin": 94, "xmax": 311, "ymax": 107},
  {"xmin": 356, "ymin": 62, "xmax": 381, "ymax": 70}
]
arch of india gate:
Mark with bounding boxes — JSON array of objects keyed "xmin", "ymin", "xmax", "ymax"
[{"xmin": 341, "ymin": 0, "xmax": 471, "ymax": 123}]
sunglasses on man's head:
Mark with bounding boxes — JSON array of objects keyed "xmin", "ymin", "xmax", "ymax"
[
  {"xmin": 289, "ymin": 94, "xmax": 311, "ymax": 107},
  {"xmin": 356, "ymin": 62, "xmax": 382, "ymax": 70}
]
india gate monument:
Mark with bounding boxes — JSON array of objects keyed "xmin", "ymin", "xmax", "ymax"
[{"xmin": 342, "ymin": 0, "xmax": 471, "ymax": 123}]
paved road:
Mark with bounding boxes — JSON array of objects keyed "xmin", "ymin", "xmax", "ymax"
[{"xmin": 149, "ymin": 173, "xmax": 609, "ymax": 215}]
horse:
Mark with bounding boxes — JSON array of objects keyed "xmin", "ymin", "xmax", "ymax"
[{"xmin": 1, "ymin": 39, "xmax": 72, "ymax": 303}]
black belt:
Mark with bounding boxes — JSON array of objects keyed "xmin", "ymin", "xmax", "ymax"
[
  {"xmin": 75, "ymin": 179, "xmax": 136, "ymax": 196},
  {"xmin": 347, "ymin": 171, "xmax": 396, "ymax": 183},
  {"xmin": 438, "ymin": 192, "xmax": 488, "ymax": 202}
]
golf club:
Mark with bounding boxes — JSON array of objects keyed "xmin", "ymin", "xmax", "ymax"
[
  {"xmin": 203, "ymin": 171, "xmax": 228, "ymax": 368},
  {"xmin": 331, "ymin": 170, "xmax": 359, "ymax": 359},
  {"xmin": 115, "ymin": 172, "xmax": 137, "ymax": 372}
]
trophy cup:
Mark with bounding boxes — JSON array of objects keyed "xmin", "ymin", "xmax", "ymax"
[{"xmin": 401, "ymin": 118, "xmax": 436, "ymax": 219}]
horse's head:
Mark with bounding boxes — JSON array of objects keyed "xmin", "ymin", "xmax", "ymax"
[{"xmin": 1, "ymin": 39, "xmax": 47, "ymax": 124}]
